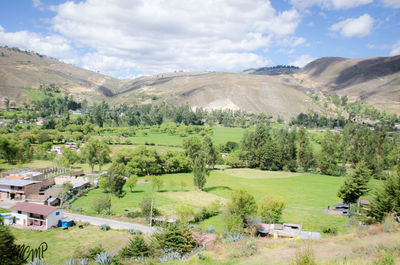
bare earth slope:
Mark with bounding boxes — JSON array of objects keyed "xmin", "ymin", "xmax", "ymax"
[
  {"xmin": 0, "ymin": 47, "xmax": 123, "ymax": 103},
  {"xmin": 114, "ymin": 71, "xmax": 319, "ymax": 119},
  {"xmin": 0, "ymin": 46, "xmax": 399, "ymax": 116},
  {"xmin": 296, "ymin": 56, "xmax": 400, "ymax": 113}
]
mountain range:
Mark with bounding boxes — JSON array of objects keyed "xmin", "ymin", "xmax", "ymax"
[{"xmin": 0, "ymin": 46, "xmax": 399, "ymax": 119}]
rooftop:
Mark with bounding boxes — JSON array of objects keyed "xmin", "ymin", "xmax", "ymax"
[
  {"xmin": 0, "ymin": 179, "xmax": 41, "ymax": 187},
  {"xmin": 11, "ymin": 202, "xmax": 60, "ymax": 216}
]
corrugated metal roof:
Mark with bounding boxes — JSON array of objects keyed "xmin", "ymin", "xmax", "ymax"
[
  {"xmin": 0, "ymin": 179, "xmax": 40, "ymax": 187},
  {"xmin": 11, "ymin": 202, "xmax": 60, "ymax": 216},
  {"xmin": 72, "ymin": 181, "xmax": 90, "ymax": 189}
]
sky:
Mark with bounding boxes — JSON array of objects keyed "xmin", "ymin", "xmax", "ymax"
[{"xmin": 0, "ymin": 0, "xmax": 399, "ymax": 78}]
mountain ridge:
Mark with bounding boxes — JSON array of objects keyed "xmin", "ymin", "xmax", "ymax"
[{"xmin": 0, "ymin": 46, "xmax": 399, "ymax": 117}]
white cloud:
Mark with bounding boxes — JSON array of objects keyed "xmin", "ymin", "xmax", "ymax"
[
  {"xmin": 289, "ymin": 54, "xmax": 316, "ymax": 67},
  {"xmin": 0, "ymin": 26, "xmax": 77, "ymax": 63},
  {"xmin": 50, "ymin": 0, "xmax": 300, "ymax": 75},
  {"xmin": 291, "ymin": 0, "xmax": 373, "ymax": 10},
  {"xmin": 330, "ymin": 14, "xmax": 374, "ymax": 37},
  {"xmin": 381, "ymin": 0, "xmax": 400, "ymax": 8},
  {"xmin": 390, "ymin": 41, "xmax": 400, "ymax": 56}
]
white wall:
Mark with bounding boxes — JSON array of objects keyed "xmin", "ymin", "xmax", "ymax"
[
  {"xmin": 46, "ymin": 209, "xmax": 64, "ymax": 229},
  {"xmin": 11, "ymin": 211, "xmax": 28, "ymax": 226}
]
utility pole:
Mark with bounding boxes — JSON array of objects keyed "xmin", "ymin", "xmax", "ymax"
[{"xmin": 149, "ymin": 198, "xmax": 154, "ymax": 227}]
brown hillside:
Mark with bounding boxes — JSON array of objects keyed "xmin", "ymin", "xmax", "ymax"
[
  {"xmin": 0, "ymin": 46, "xmax": 123, "ymax": 104},
  {"xmin": 296, "ymin": 56, "xmax": 400, "ymax": 113}
]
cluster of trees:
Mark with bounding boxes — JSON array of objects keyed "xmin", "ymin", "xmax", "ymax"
[
  {"xmin": 225, "ymin": 189, "xmax": 285, "ymax": 233},
  {"xmin": 0, "ymin": 135, "xmax": 32, "ymax": 164},
  {"xmin": 291, "ymin": 111, "xmax": 347, "ymax": 128},
  {"xmin": 226, "ymin": 124, "xmax": 300, "ymax": 171},
  {"xmin": 224, "ymin": 123, "xmax": 398, "ymax": 180},
  {"xmin": 114, "ymin": 146, "xmax": 192, "ymax": 176},
  {"xmin": 183, "ymin": 135, "xmax": 218, "ymax": 190}
]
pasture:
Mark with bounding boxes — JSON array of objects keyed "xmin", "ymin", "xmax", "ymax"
[{"xmin": 69, "ymin": 168, "xmax": 373, "ymax": 233}]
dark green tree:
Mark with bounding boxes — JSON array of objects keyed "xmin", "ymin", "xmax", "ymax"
[
  {"xmin": 337, "ymin": 161, "xmax": 371, "ymax": 204},
  {"xmin": 202, "ymin": 135, "xmax": 218, "ymax": 169},
  {"xmin": 369, "ymin": 165, "xmax": 400, "ymax": 222},
  {"xmin": 106, "ymin": 163, "xmax": 126, "ymax": 197},
  {"xmin": 297, "ymin": 127, "xmax": 314, "ymax": 171},
  {"xmin": 0, "ymin": 226, "xmax": 24, "ymax": 265},
  {"xmin": 193, "ymin": 154, "xmax": 207, "ymax": 190},
  {"xmin": 227, "ymin": 189, "xmax": 257, "ymax": 219}
]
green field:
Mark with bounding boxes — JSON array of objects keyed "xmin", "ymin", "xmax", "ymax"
[
  {"xmin": 70, "ymin": 168, "xmax": 378, "ymax": 233},
  {"xmin": 96, "ymin": 126, "xmax": 246, "ymax": 148},
  {"xmin": 11, "ymin": 226, "xmax": 130, "ymax": 264}
]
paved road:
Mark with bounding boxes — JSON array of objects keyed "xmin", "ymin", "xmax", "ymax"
[{"xmin": 64, "ymin": 212, "xmax": 156, "ymax": 234}]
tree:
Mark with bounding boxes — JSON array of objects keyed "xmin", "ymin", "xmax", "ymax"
[
  {"xmin": 0, "ymin": 226, "xmax": 24, "ymax": 265},
  {"xmin": 4, "ymin": 97, "xmax": 9, "ymax": 110},
  {"xmin": 297, "ymin": 127, "xmax": 314, "ymax": 171},
  {"xmin": 59, "ymin": 148, "xmax": 80, "ymax": 171},
  {"xmin": 125, "ymin": 175, "xmax": 138, "ymax": 192},
  {"xmin": 202, "ymin": 135, "xmax": 218, "ymax": 169},
  {"xmin": 227, "ymin": 189, "xmax": 257, "ymax": 220},
  {"xmin": 193, "ymin": 154, "xmax": 207, "ymax": 190},
  {"xmin": 319, "ymin": 132, "xmax": 343, "ymax": 176},
  {"xmin": 92, "ymin": 195, "xmax": 112, "ymax": 214},
  {"xmin": 183, "ymin": 136, "xmax": 202, "ymax": 161},
  {"xmin": 258, "ymin": 195, "xmax": 285, "ymax": 223},
  {"xmin": 98, "ymin": 177, "xmax": 109, "ymax": 192},
  {"xmin": 119, "ymin": 235, "xmax": 151, "ymax": 258},
  {"xmin": 369, "ymin": 167, "xmax": 400, "ymax": 222},
  {"xmin": 337, "ymin": 161, "xmax": 371, "ymax": 204},
  {"xmin": 150, "ymin": 175, "xmax": 163, "ymax": 191},
  {"xmin": 82, "ymin": 138, "xmax": 110, "ymax": 173},
  {"xmin": 106, "ymin": 163, "xmax": 126, "ymax": 197}
]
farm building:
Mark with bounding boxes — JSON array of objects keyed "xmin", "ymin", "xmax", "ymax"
[
  {"xmin": 0, "ymin": 179, "xmax": 41, "ymax": 201},
  {"xmin": 9, "ymin": 202, "xmax": 64, "ymax": 230}
]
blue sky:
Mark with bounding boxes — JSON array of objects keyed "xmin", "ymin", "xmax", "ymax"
[{"xmin": 0, "ymin": 0, "xmax": 399, "ymax": 78}]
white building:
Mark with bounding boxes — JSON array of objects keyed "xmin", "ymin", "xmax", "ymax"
[{"xmin": 10, "ymin": 202, "xmax": 64, "ymax": 230}]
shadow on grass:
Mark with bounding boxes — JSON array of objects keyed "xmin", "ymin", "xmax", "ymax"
[
  {"xmin": 129, "ymin": 190, "xmax": 144, "ymax": 193},
  {"xmin": 203, "ymin": 186, "xmax": 232, "ymax": 192}
]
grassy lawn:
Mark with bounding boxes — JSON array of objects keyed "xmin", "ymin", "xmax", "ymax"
[
  {"xmin": 71, "ymin": 169, "xmax": 380, "ymax": 234},
  {"xmin": 12, "ymin": 225, "xmax": 130, "ymax": 264}
]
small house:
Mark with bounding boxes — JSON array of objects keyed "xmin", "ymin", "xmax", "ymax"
[{"xmin": 10, "ymin": 202, "xmax": 64, "ymax": 230}]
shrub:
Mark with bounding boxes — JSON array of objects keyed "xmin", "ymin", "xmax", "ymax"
[
  {"xmin": 226, "ymin": 232, "xmax": 243, "ymax": 243},
  {"xmin": 100, "ymin": 224, "xmax": 110, "ymax": 231},
  {"xmin": 119, "ymin": 235, "xmax": 151, "ymax": 258},
  {"xmin": 231, "ymin": 240, "xmax": 257, "ymax": 258},
  {"xmin": 128, "ymin": 229, "xmax": 142, "ymax": 235},
  {"xmin": 383, "ymin": 214, "xmax": 398, "ymax": 233},
  {"xmin": 159, "ymin": 249, "xmax": 186, "ymax": 262},
  {"xmin": 94, "ymin": 252, "xmax": 113, "ymax": 265},
  {"xmin": 155, "ymin": 223, "xmax": 198, "ymax": 254},
  {"xmin": 258, "ymin": 195, "xmax": 285, "ymax": 223},
  {"xmin": 28, "ymin": 259, "xmax": 49, "ymax": 265},
  {"xmin": 224, "ymin": 214, "xmax": 243, "ymax": 234},
  {"xmin": 294, "ymin": 244, "xmax": 316, "ymax": 265},
  {"xmin": 205, "ymin": 226, "xmax": 215, "ymax": 233},
  {"xmin": 175, "ymin": 204, "xmax": 194, "ymax": 223},
  {"xmin": 88, "ymin": 244, "xmax": 105, "ymax": 259},
  {"xmin": 194, "ymin": 201, "xmax": 221, "ymax": 222},
  {"xmin": 140, "ymin": 198, "xmax": 160, "ymax": 220},
  {"xmin": 322, "ymin": 226, "xmax": 338, "ymax": 235}
]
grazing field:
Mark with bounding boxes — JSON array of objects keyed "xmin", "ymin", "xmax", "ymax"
[
  {"xmin": 70, "ymin": 169, "xmax": 379, "ymax": 233},
  {"xmin": 12, "ymin": 226, "xmax": 130, "ymax": 264}
]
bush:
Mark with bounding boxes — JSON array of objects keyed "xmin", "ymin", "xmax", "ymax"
[
  {"xmin": 128, "ymin": 229, "xmax": 142, "ymax": 235},
  {"xmin": 119, "ymin": 235, "xmax": 151, "ymax": 258},
  {"xmin": 88, "ymin": 244, "xmax": 105, "ymax": 259},
  {"xmin": 100, "ymin": 224, "xmax": 110, "ymax": 231},
  {"xmin": 231, "ymin": 240, "xmax": 257, "ymax": 258},
  {"xmin": 322, "ymin": 226, "xmax": 338, "ymax": 235},
  {"xmin": 140, "ymin": 198, "xmax": 160, "ymax": 220},
  {"xmin": 194, "ymin": 201, "xmax": 221, "ymax": 222},
  {"xmin": 258, "ymin": 195, "xmax": 285, "ymax": 223},
  {"xmin": 205, "ymin": 226, "xmax": 215, "ymax": 233},
  {"xmin": 224, "ymin": 214, "xmax": 243, "ymax": 234},
  {"xmin": 383, "ymin": 214, "xmax": 398, "ymax": 232},
  {"xmin": 155, "ymin": 223, "xmax": 198, "ymax": 254},
  {"xmin": 294, "ymin": 244, "xmax": 316, "ymax": 265},
  {"xmin": 94, "ymin": 252, "xmax": 113, "ymax": 265}
]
